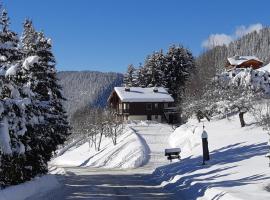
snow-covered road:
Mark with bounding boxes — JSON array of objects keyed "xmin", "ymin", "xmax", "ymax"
[
  {"xmin": 27, "ymin": 123, "xmax": 180, "ymax": 200},
  {"xmin": 130, "ymin": 123, "xmax": 174, "ymax": 172}
]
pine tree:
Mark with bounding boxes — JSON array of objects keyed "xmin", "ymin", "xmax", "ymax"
[
  {"xmin": 137, "ymin": 63, "xmax": 147, "ymax": 87},
  {"xmin": 0, "ymin": 77, "xmax": 29, "ymax": 187},
  {"xmin": 0, "ymin": 9, "xmax": 21, "ymax": 74},
  {"xmin": 21, "ymin": 19, "xmax": 37, "ymax": 58},
  {"xmin": 0, "ymin": 8, "xmax": 69, "ymax": 187},
  {"xmin": 0, "ymin": 8, "xmax": 29, "ymax": 187},
  {"xmin": 164, "ymin": 45, "xmax": 195, "ymax": 100},
  {"xmin": 18, "ymin": 29, "xmax": 69, "ymax": 178},
  {"xmin": 123, "ymin": 64, "xmax": 136, "ymax": 86},
  {"xmin": 143, "ymin": 51, "xmax": 165, "ymax": 87}
]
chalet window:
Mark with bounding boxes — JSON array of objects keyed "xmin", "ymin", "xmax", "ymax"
[
  {"xmin": 119, "ymin": 103, "xmax": 122, "ymax": 114},
  {"xmin": 155, "ymin": 115, "xmax": 158, "ymax": 119},
  {"xmin": 164, "ymin": 103, "xmax": 168, "ymax": 108},
  {"xmin": 123, "ymin": 103, "xmax": 129, "ymax": 110},
  {"xmin": 146, "ymin": 103, "xmax": 152, "ymax": 110},
  {"xmin": 154, "ymin": 103, "xmax": 158, "ymax": 109}
]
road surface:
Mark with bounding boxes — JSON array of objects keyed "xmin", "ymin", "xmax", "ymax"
[{"xmin": 27, "ymin": 123, "xmax": 180, "ymax": 200}]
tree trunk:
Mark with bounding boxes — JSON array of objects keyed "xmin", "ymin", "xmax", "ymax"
[
  {"xmin": 204, "ymin": 114, "xmax": 211, "ymax": 122},
  {"xmin": 97, "ymin": 132, "xmax": 103, "ymax": 151},
  {"xmin": 239, "ymin": 112, "xmax": 246, "ymax": 127}
]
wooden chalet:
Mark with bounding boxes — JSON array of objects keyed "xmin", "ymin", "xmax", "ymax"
[
  {"xmin": 226, "ymin": 56, "xmax": 263, "ymax": 70},
  {"xmin": 107, "ymin": 87, "xmax": 177, "ymax": 123}
]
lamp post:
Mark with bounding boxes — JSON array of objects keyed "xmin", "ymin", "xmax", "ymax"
[{"xmin": 202, "ymin": 124, "xmax": 210, "ymax": 165}]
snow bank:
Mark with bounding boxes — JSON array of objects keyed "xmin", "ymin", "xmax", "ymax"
[
  {"xmin": 0, "ymin": 175, "xmax": 60, "ymax": 200},
  {"xmin": 56, "ymin": 136, "xmax": 85, "ymax": 157},
  {"xmin": 48, "ymin": 166, "xmax": 66, "ymax": 175},
  {"xmin": 152, "ymin": 115, "xmax": 270, "ymax": 200},
  {"xmin": 51, "ymin": 126, "xmax": 147, "ymax": 169}
]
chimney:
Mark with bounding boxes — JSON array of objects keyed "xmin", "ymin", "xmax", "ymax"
[
  {"xmin": 153, "ymin": 87, "xmax": 158, "ymax": 93},
  {"xmin": 234, "ymin": 55, "xmax": 240, "ymax": 60},
  {"xmin": 125, "ymin": 86, "xmax": 130, "ymax": 92}
]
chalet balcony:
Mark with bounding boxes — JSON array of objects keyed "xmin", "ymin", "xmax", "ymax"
[{"xmin": 123, "ymin": 109, "xmax": 129, "ymax": 113}]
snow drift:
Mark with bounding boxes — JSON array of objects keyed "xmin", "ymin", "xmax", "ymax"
[
  {"xmin": 0, "ymin": 175, "xmax": 60, "ymax": 200},
  {"xmin": 51, "ymin": 126, "xmax": 147, "ymax": 169}
]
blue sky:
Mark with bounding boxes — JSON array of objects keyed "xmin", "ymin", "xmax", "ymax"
[{"xmin": 4, "ymin": 0, "xmax": 270, "ymax": 72}]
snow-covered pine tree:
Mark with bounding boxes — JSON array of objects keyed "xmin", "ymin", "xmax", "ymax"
[
  {"xmin": 0, "ymin": 77, "xmax": 29, "ymax": 187},
  {"xmin": 143, "ymin": 51, "xmax": 165, "ymax": 87},
  {"xmin": 0, "ymin": 9, "xmax": 21, "ymax": 75},
  {"xmin": 136, "ymin": 63, "xmax": 147, "ymax": 87},
  {"xmin": 0, "ymin": 8, "xmax": 29, "ymax": 187},
  {"xmin": 21, "ymin": 19, "xmax": 37, "ymax": 57},
  {"xmin": 15, "ymin": 23, "xmax": 70, "ymax": 178},
  {"xmin": 123, "ymin": 64, "xmax": 136, "ymax": 86},
  {"xmin": 164, "ymin": 45, "xmax": 195, "ymax": 100}
]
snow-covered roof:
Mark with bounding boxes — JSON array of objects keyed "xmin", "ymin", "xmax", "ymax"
[
  {"xmin": 227, "ymin": 56, "xmax": 262, "ymax": 66},
  {"xmin": 259, "ymin": 62, "xmax": 270, "ymax": 72},
  {"xmin": 114, "ymin": 87, "xmax": 174, "ymax": 102}
]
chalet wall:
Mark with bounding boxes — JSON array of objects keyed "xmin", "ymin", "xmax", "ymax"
[
  {"xmin": 128, "ymin": 115, "xmax": 162, "ymax": 122},
  {"xmin": 152, "ymin": 115, "xmax": 162, "ymax": 123},
  {"xmin": 128, "ymin": 115, "xmax": 147, "ymax": 121},
  {"xmin": 238, "ymin": 60, "xmax": 262, "ymax": 69},
  {"xmin": 128, "ymin": 102, "xmax": 173, "ymax": 115}
]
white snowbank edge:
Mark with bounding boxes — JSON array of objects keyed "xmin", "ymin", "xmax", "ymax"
[
  {"xmin": 0, "ymin": 175, "xmax": 60, "ymax": 200},
  {"xmin": 127, "ymin": 126, "xmax": 149, "ymax": 167}
]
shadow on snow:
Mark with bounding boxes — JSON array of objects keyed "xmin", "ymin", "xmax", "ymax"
[{"xmin": 151, "ymin": 142, "xmax": 269, "ymax": 200}]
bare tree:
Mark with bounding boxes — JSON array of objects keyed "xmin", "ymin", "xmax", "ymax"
[
  {"xmin": 253, "ymin": 101, "xmax": 270, "ymax": 133},
  {"xmin": 70, "ymin": 106, "xmax": 125, "ymax": 151}
]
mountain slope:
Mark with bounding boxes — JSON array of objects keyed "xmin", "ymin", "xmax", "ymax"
[
  {"xmin": 197, "ymin": 27, "xmax": 270, "ymax": 72},
  {"xmin": 57, "ymin": 71, "xmax": 123, "ymax": 116}
]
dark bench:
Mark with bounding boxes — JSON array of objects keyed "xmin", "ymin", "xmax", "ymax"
[{"xmin": 165, "ymin": 148, "xmax": 181, "ymax": 162}]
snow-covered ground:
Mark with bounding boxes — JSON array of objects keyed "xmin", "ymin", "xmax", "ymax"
[
  {"xmin": 5, "ymin": 116, "xmax": 269, "ymax": 200},
  {"xmin": 50, "ymin": 125, "xmax": 148, "ymax": 169},
  {"xmin": 26, "ymin": 121, "xmax": 176, "ymax": 200},
  {"xmin": 127, "ymin": 121, "xmax": 174, "ymax": 172},
  {"xmin": 151, "ymin": 115, "xmax": 270, "ymax": 200},
  {"xmin": 51, "ymin": 121, "xmax": 173, "ymax": 170},
  {"xmin": 0, "ymin": 166, "xmax": 64, "ymax": 200}
]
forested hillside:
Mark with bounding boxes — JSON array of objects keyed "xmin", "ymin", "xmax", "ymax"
[
  {"xmin": 58, "ymin": 71, "xmax": 123, "ymax": 116},
  {"xmin": 197, "ymin": 27, "xmax": 270, "ymax": 73}
]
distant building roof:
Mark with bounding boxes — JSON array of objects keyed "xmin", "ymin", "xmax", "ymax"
[
  {"xmin": 227, "ymin": 56, "xmax": 262, "ymax": 66},
  {"xmin": 114, "ymin": 87, "xmax": 174, "ymax": 102}
]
